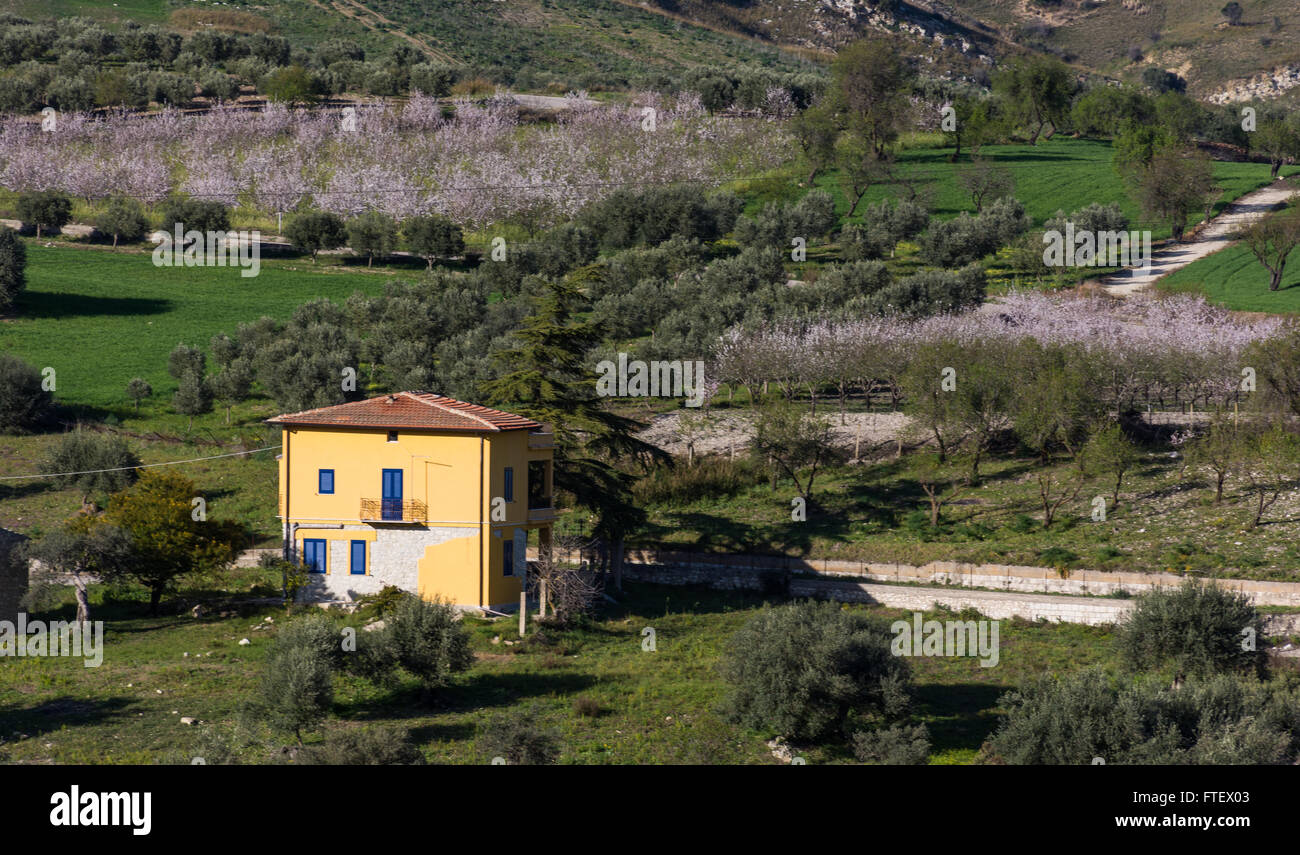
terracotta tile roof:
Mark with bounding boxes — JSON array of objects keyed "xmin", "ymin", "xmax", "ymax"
[{"xmin": 266, "ymin": 392, "xmax": 542, "ymax": 432}]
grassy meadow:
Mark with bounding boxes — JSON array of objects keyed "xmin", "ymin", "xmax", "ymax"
[
  {"xmin": 1161, "ymin": 240, "xmax": 1300, "ymax": 313},
  {"xmin": 632, "ymin": 441, "xmax": 1300, "ymax": 583},
  {"xmin": 0, "ymin": 580, "xmax": 1120, "ymax": 765}
]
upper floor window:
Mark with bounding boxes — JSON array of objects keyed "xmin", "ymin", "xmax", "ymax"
[
  {"xmin": 387, "ymin": 431, "xmax": 398, "ymax": 443},
  {"xmin": 504, "ymin": 467, "xmax": 514, "ymax": 502},
  {"xmin": 318, "ymin": 469, "xmax": 334, "ymax": 494}
]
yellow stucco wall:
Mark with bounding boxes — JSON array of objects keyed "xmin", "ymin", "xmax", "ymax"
[
  {"xmin": 279, "ymin": 424, "xmax": 552, "ymax": 609},
  {"xmin": 284, "ymin": 427, "xmax": 485, "ymax": 524}
]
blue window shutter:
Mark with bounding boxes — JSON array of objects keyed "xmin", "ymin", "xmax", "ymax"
[
  {"xmin": 350, "ymin": 540, "xmax": 366, "ymax": 575},
  {"xmin": 319, "ymin": 469, "xmax": 334, "ymax": 494},
  {"xmin": 304, "ymin": 539, "xmax": 327, "ymax": 574},
  {"xmin": 504, "ymin": 467, "xmax": 514, "ymax": 502},
  {"xmin": 503, "ymin": 540, "xmax": 514, "ymax": 576}
]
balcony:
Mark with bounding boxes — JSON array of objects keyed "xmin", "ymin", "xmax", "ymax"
[
  {"xmin": 528, "ymin": 429, "xmax": 554, "ymax": 450},
  {"xmin": 360, "ymin": 498, "xmax": 428, "ymax": 524},
  {"xmin": 527, "ymin": 496, "xmax": 556, "ymax": 523}
]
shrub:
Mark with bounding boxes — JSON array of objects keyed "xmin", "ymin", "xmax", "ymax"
[
  {"xmin": 578, "ymin": 185, "xmax": 742, "ymax": 250},
  {"xmin": 573, "ymin": 697, "xmax": 602, "ymax": 718},
  {"xmin": 985, "ymin": 669, "xmax": 1300, "ymax": 764},
  {"xmin": 347, "ymin": 211, "xmax": 398, "ymax": 266},
  {"xmin": 1043, "ymin": 202, "xmax": 1129, "ymax": 237},
  {"xmin": 632, "ymin": 456, "xmax": 764, "ymax": 505},
  {"xmin": 857, "ymin": 263, "xmax": 986, "ymax": 316},
  {"xmin": 124, "ymin": 376, "xmax": 153, "ymax": 413},
  {"xmin": 16, "ymin": 190, "xmax": 72, "ymax": 238},
  {"xmin": 0, "ymin": 353, "xmax": 51, "ymax": 433},
  {"xmin": 921, "ymin": 211, "xmax": 998, "ymax": 266},
  {"xmin": 852, "ymin": 724, "xmax": 931, "ymax": 765},
  {"xmin": 94, "ymin": 197, "xmax": 148, "ymax": 248},
  {"xmin": 159, "ymin": 197, "xmax": 230, "ymax": 234},
  {"xmin": 43, "ymin": 427, "xmax": 141, "ymax": 503},
  {"xmin": 734, "ymin": 190, "xmax": 836, "ymax": 250},
  {"xmin": 284, "ymin": 211, "xmax": 346, "ymax": 261},
  {"xmin": 295, "ymin": 726, "xmax": 426, "ymax": 765},
  {"xmin": 1117, "ymin": 579, "xmax": 1268, "ymax": 680},
  {"xmin": 478, "ymin": 706, "xmax": 561, "ymax": 765},
  {"xmin": 258, "ymin": 635, "xmax": 333, "ymax": 743},
  {"xmin": 350, "ymin": 594, "xmax": 473, "ymax": 691},
  {"xmin": 403, "ymin": 214, "xmax": 464, "ymax": 268},
  {"xmin": 722, "ymin": 600, "xmax": 912, "ymax": 741},
  {"xmin": 0, "ymin": 225, "xmax": 28, "ymax": 313}
]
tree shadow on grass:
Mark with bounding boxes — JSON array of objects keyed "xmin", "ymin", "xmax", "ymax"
[
  {"xmin": 913, "ymin": 681, "xmax": 1006, "ymax": 757},
  {"xmin": 0, "ymin": 696, "xmax": 137, "ymax": 739},
  {"xmin": 407, "ymin": 720, "xmax": 476, "ymax": 745},
  {"xmin": 18, "ymin": 291, "xmax": 171, "ymax": 319},
  {"xmin": 0, "ymin": 480, "xmax": 52, "ymax": 501},
  {"xmin": 335, "ymin": 670, "xmax": 597, "ymax": 721}
]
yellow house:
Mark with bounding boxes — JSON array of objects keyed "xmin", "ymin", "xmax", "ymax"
[{"xmin": 267, "ymin": 392, "xmax": 555, "ymax": 611}]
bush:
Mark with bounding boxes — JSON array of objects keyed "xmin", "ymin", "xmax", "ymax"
[
  {"xmin": 478, "ymin": 706, "xmax": 561, "ymax": 765},
  {"xmin": 573, "ymin": 697, "xmax": 602, "ymax": 718},
  {"xmin": 0, "ymin": 354, "xmax": 52, "ymax": 432},
  {"xmin": 16, "ymin": 190, "xmax": 72, "ymax": 238},
  {"xmin": 284, "ymin": 211, "xmax": 346, "ymax": 261},
  {"xmin": 734, "ymin": 190, "xmax": 836, "ymax": 250},
  {"xmin": 578, "ymin": 185, "xmax": 742, "ymax": 250},
  {"xmin": 0, "ymin": 226, "xmax": 28, "ymax": 314},
  {"xmin": 852, "ymin": 724, "xmax": 931, "ymax": 765},
  {"xmin": 722, "ymin": 600, "xmax": 913, "ymax": 742},
  {"xmin": 159, "ymin": 197, "xmax": 230, "ymax": 234},
  {"xmin": 633, "ymin": 456, "xmax": 764, "ymax": 505},
  {"xmin": 258, "ymin": 634, "xmax": 334, "ymax": 743},
  {"xmin": 350, "ymin": 594, "xmax": 473, "ymax": 691},
  {"xmin": 347, "ymin": 211, "xmax": 398, "ymax": 266},
  {"xmin": 295, "ymin": 726, "xmax": 426, "ymax": 765},
  {"xmin": 403, "ymin": 214, "xmax": 464, "ymax": 268},
  {"xmin": 43, "ymin": 427, "xmax": 140, "ymax": 502},
  {"xmin": 1118, "ymin": 579, "xmax": 1268, "ymax": 680},
  {"xmin": 985, "ymin": 669, "xmax": 1300, "ymax": 764},
  {"xmin": 1044, "ymin": 202, "xmax": 1128, "ymax": 237},
  {"xmin": 94, "ymin": 197, "xmax": 148, "ymax": 248},
  {"xmin": 854, "ymin": 263, "xmax": 986, "ymax": 317},
  {"xmin": 921, "ymin": 211, "xmax": 997, "ymax": 266}
]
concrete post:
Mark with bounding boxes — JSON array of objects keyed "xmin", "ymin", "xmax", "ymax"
[{"xmin": 519, "ymin": 591, "xmax": 527, "ymax": 637}]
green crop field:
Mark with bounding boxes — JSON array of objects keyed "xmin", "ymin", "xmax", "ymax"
[
  {"xmin": 809, "ymin": 138, "xmax": 1292, "ymax": 239},
  {"xmin": 0, "ymin": 245, "xmax": 396, "ymax": 411},
  {"xmin": 1160, "ymin": 242, "xmax": 1300, "ymax": 313}
]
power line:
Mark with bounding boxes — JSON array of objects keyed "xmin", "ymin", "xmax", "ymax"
[{"xmin": 0, "ymin": 445, "xmax": 281, "ymax": 482}]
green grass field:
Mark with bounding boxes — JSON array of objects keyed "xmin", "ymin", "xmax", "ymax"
[
  {"xmin": 0, "ymin": 245, "xmax": 405, "ymax": 543},
  {"xmin": 634, "ymin": 444, "xmax": 1300, "ymax": 583},
  {"xmin": 0, "ymin": 0, "xmax": 170, "ymax": 24},
  {"xmin": 806, "ymin": 138, "xmax": 1292, "ymax": 239},
  {"xmin": 0, "ymin": 580, "xmax": 1120, "ymax": 764},
  {"xmin": 0, "ymin": 245, "xmax": 399, "ymax": 411},
  {"xmin": 1161, "ymin": 242, "xmax": 1300, "ymax": 313}
]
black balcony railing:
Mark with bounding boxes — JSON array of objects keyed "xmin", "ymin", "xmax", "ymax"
[{"xmin": 360, "ymin": 498, "xmax": 427, "ymax": 523}]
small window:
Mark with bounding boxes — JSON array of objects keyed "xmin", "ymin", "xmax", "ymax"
[
  {"xmin": 387, "ymin": 431, "xmax": 398, "ymax": 443},
  {"xmin": 318, "ymin": 469, "xmax": 334, "ymax": 494},
  {"xmin": 504, "ymin": 467, "xmax": 514, "ymax": 502},
  {"xmin": 303, "ymin": 539, "xmax": 327, "ymax": 574},
  {"xmin": 503, "ymin": 540, "xmax": 514, "ymax": 576},
  {"xmin": 350, "ymin": 540, "xmax": 366, "ymax": 575}
]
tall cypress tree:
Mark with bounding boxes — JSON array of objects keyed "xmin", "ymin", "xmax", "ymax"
[{"xmin": 479, "ymin": 277, "xmax": 665, "ymax": 574}]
